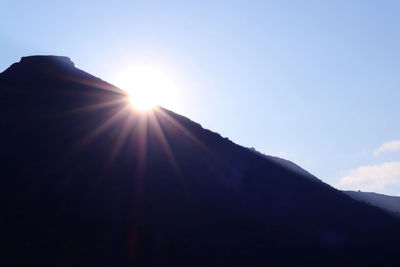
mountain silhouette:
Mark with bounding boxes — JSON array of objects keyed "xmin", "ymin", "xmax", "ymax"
[
  {"xmin": 344, "ymin": 190, "xmax": 400, "ymax": 217},
  {"xmin": 1, "ymin": 56, "xmax": 400, "ymax": 267}
]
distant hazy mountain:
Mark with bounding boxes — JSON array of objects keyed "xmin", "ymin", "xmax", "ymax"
[
  {"xmin": 1, "ymin": 56, "xmax": 400, "ymax": 267},
  {"xmin": 344, "ymin": 191, "xmax": 400, "ymax": 217}
]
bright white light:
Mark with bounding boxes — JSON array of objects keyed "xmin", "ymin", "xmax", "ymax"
[{"xmin": 113, "ymin": 66, "xmax": 179, "ymax": 110}]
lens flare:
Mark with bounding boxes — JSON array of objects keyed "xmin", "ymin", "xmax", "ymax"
[{"xmin": 113, "ymin": 66, "xmax": 179, "ymax": 111}]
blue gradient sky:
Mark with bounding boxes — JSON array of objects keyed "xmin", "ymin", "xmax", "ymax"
[{"xmin": 2, "ymin": 0, "xmax": 400, "ymax": 195}]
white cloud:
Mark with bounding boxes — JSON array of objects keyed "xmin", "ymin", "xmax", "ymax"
[
  {"xmin": 374, "ymin": 140, "xmax": 400, "ymax": 156},
  {"xmin": 337, "ymin": 161, "xmax": 400, "ymax": 192}
]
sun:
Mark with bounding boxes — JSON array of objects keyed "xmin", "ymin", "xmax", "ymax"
[{"xmin": 113, "ymin": 66, "xmax": 179, "ymax": 111}]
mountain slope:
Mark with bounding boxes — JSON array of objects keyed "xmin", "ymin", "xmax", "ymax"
[
  {"xmin": 1, "ymin": 56, "xmax": 400, "ymax": 267},
  {"xmin": 248, "ymin": 147, "xmax": 322, "ymax": 182},
  {"xmin": 344, "ymin": 190, "xmax": 400, "ymax": 217}
]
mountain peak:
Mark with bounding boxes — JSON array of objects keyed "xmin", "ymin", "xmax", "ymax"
[
  {"xmin": 0, "ymin": 55, "xmax": 126, "ymax": 96},
  {"xmin": 0, "ymin": 55, "xmax": 76, "ymax": 78},
  {"xmin": 19, "ymin": 55, "xmax": 75, "ymax": 67}
]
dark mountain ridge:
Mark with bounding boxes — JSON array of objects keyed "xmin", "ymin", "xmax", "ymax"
[
  {"xmin": 1, "ymin": 56, "xmax": 399, "ymax": 266},
  {"xmin": 344, "ymin": 190, "xmax": 400, "ymax": 217}
]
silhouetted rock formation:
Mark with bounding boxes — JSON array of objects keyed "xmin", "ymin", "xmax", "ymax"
[
  {"xmin": 1, "ymin": 56, "xmax": 399, "ymax": 267},
  {"xmin": 21, "ymin": 55, "xmax": 75, "ymax": 66}
]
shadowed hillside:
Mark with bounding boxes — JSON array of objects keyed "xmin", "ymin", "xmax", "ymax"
[
  {"xmin": 1, "ymin": 56, "xmax": 399, "ymax": 267},
  {"xmin": 344, "ymin": 190, "xmax": 400, "ymax": 217}
]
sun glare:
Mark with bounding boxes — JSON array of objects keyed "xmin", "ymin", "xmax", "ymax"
[{"xmin": 114, "ymin": 66, "xmax": 179, "ymax": 111}]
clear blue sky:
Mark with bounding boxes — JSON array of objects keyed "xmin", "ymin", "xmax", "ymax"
[{"xmin": 2, "ymin": 0, "xmax": 400, "ymax": 195}]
